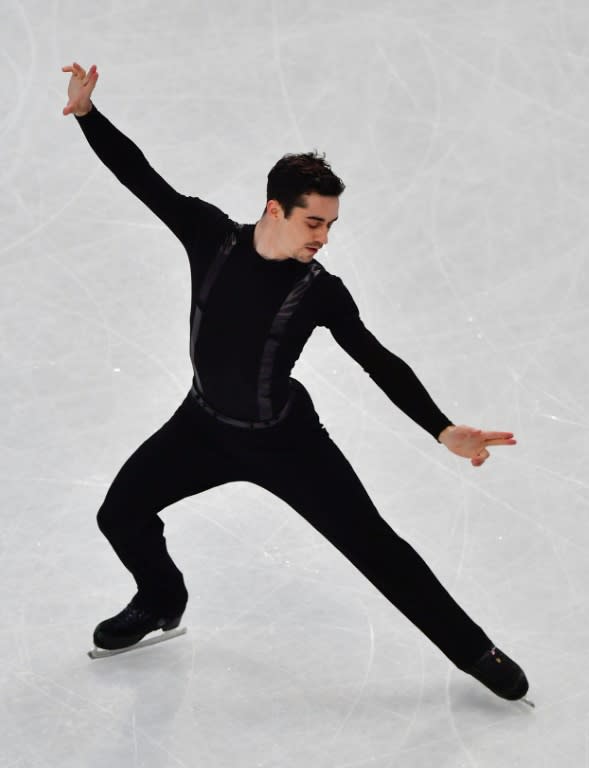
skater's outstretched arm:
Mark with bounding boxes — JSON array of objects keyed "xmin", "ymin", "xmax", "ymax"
[
  {"xmin": 322, "ymin": 276, "xmax": 516, "ymax": 467},
  {"xmin": 61, "ymin": 62, "xmax": 206, "ymax": 245}
]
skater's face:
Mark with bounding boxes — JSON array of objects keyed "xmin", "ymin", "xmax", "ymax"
[{"xmin": 267, "ymin": 192, "xmax": 339, "ymax": 263}]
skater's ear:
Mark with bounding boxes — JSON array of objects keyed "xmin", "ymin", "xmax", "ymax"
[{"xmin": 265, "ymin": 199, "xmax": 285, "ymax": 222}]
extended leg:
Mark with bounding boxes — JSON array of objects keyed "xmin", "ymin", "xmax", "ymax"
[{"xmin": 246, "ymin": 426, "xmax": 492, "ymax": 669}]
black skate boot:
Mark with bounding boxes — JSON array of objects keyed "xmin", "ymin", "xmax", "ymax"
[
  {"xmin": 93, "ymin": 595, "xmax": 184, "ymax": 651},
  {"xmin": 462, "ymin": 646, "xmax": 529, "ymax": 701}
]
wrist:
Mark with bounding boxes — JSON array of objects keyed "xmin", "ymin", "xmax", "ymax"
[
  {"xmin": 438, "ymin": 424, "xmax": 456, "ymax": 443},
  {"xmin": 74, "ymin": 102, "xmax": 93, "ymax": 118}
]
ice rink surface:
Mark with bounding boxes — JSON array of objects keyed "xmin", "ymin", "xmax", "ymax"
[{"xmin": 2, "ymin": 0, "xmax": 589, "ymax": 765}]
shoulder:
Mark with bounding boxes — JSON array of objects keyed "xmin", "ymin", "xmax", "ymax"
[
  {"xmin": 309, "ymin": 261, "xmax": 360, "ymax": 325},
  {"xmin": 189, "ymin": 197, "xmax": 232, "ymax": 229},
  {"xmin": 185, "ymin": 197, "xmax": 239, "ymax": 249},
  {"xmin": 312, "ymin": 262, "xmax": 354, "ymax": 300}
]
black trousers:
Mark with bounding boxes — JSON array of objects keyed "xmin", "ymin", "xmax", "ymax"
[{"xmin": 97, "ymin": 380, "xmax": 492, "ymax": 668}]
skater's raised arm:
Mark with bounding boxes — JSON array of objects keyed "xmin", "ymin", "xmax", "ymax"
[{"xmin": 62, "ymin": 62, "xmax": 199, "ymax": 245}]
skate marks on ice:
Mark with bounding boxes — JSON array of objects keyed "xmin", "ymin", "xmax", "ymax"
[{"xmin": 88, "ymin": 626, "xmax": 187, "ymax": 659}]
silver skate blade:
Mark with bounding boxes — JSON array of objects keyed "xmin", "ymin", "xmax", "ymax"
[
  {"xmin": 88, "ymin": 626, "xmax": 187, "ymax": 659},
  {"xmin": 521, "ymin": 697, "xmax": 535, "ymax": 708}
]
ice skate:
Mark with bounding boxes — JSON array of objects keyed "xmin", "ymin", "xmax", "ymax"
[
  {"xmin": 88, "ymin": 596, "xmax": 187, "ymax": 659},
  {"xmin": 462, "ymin": 646, "xmax": 534, "ymax": 706}
]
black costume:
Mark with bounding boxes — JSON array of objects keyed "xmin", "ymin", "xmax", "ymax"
[{"xmin": 76, "ymin": 106, "xmax": 493, "ymax": 669}]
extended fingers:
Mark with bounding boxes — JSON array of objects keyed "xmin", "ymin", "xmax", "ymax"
[
  {"xmin": 62, "ymin": 62, "xmax": 97, "ymax": 83},
  {"xmin": 62, "ymin": 62, "xmax": 86, "ymax": 76},
  {"xmin": 479, "ymin": 430, "xmax": 516, "ymax": 447}
]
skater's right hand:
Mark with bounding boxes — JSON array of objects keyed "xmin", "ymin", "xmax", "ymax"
[{"xmin": 61, "ymin": 62, "xmax": 99, "ymax": 116}]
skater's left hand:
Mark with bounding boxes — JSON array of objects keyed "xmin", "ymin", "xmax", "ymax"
[{"xmin": 438, "ymin": 425, "xmax": 516, "ymax": 467}]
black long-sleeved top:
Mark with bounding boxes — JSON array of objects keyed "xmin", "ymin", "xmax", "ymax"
[{"xmin": 75, "ymin": 105, "xmax": 453, "ymax": 440}]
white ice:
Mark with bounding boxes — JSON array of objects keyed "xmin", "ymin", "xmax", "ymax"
[{"xmin": 2, "ymin": 1, "xmax": 589, "ymax": 766}]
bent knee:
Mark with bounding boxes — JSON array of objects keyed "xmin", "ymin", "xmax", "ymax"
[
  {"xmin": 96, "ymin": 502, "xmax": 117, "ymax": 534},
  {"xmin": 96, "ymin": 497, "xmax": 163, "ymax": 537}
]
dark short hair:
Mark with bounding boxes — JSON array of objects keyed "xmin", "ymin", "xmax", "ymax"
[{"xmin": 265, "ymin": 151, "xmax": 345, "ymax": 218}]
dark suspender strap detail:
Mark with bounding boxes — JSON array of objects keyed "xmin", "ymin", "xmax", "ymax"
[
  {"xmin": 199, "ymin": 225, "xmax": 243, "ymax": 306},
  {"xmin": 190, "ymin": 223, "xmax": 242, "ymax": 395},
  {"xmin": 257, "ymin": 260, "xmax": 323, "ymax": 421}
]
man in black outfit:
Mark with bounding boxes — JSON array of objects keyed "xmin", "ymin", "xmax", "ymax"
[{"xmin": 62, "ymin": 62, "xmax": 529, "ymax": 701}]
